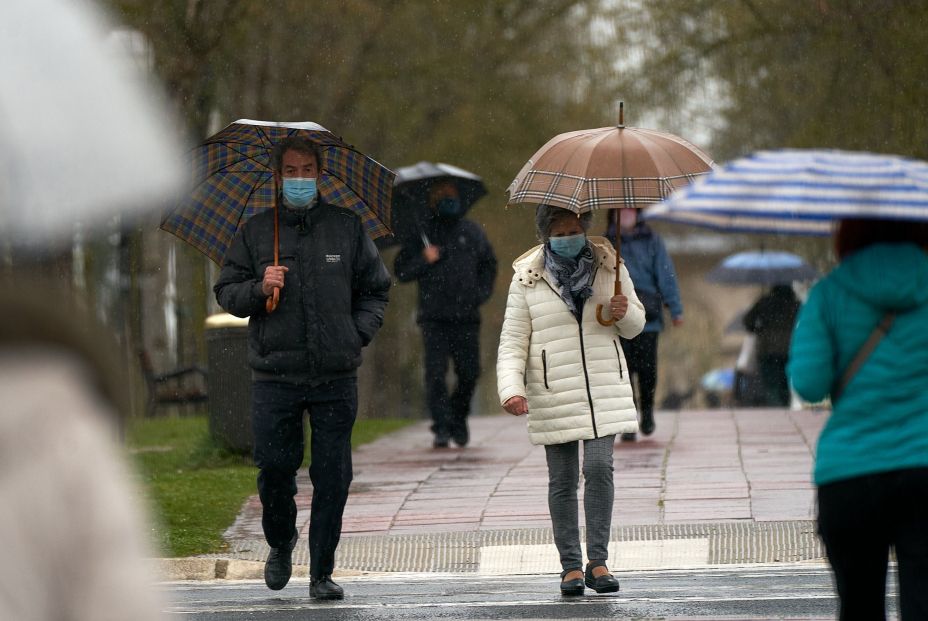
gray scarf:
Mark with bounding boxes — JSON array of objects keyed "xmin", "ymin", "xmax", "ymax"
[{"xmin": 543, "ymin": 242, "xmax": 596, "ymax": 317}]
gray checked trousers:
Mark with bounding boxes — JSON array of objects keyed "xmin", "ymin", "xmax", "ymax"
[{"xmin": 544, "ymin": 435, "xmax": 615, "ymax": 571}]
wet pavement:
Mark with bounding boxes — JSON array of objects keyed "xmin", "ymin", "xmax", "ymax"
[{"xmin": 217, "ymin": 408, "xmax": 828, "ymax": 573}]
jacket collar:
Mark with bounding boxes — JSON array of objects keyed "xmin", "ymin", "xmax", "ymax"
[{"xmin": 512, "ymin": 236, "xmax": 617, "ymax": 288}]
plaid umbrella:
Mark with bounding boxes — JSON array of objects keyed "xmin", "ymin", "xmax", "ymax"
[
  {"xmin": 506, "ymin": 103, "xmax": 714, "ymax": 325},
  {"xmin": 645, "ymin": 149, "xmax": 928, "ymax": 235},
  {"xmin": 162, "ymin": 119, "xmax": 394, "ymax": 264}
]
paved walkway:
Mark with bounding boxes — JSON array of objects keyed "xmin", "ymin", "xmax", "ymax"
[{"xmin": 225, "ymin": 408, "xmax": 825, "ymax": 543}]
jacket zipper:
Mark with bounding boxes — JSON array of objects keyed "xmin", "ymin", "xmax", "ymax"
[
  {"xmin": 613, "ymin": 340, "xmax": 624, "ymax": 379},
  {"xmin": 539, "ymin": 276, "xmax": 599, "ymax": 438},
  {"xmin": 542, "ymin": 350, "xmax": 549, "ymax": 389}
]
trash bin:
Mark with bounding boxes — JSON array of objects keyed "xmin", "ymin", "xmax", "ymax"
[{"xmin": 205, "ymin": 312, "xmax": 252, "ymax": 454}]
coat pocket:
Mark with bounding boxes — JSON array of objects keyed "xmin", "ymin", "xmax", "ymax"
[
  {"xmin": 613, "ymin": 340, "xmax": 624, "ymax": 379},
  {"xmin": 541, "ymin": 349, "xmax": 549, "ymax": 389}
]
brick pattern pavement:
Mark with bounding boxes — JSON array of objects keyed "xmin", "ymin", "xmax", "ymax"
[{"xmin": 223, "ymin": 409, "xmax": 827, "ymax": 542}]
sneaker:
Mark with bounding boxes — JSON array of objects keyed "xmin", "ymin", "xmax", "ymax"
[
  {"xmin": 310, "ymin": 575, "xmax": 344, "ymax": 600},
  {"xmin": 620, "ymin": 432, "xmax": 637, "ymax": 442},
  {"xmin": 264, "ymin": 530, "xmax": 298, "ymax": 590}
]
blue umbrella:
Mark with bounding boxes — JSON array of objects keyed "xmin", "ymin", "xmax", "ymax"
[
  {"xmin": 701, "ymin": 367, "xmax": 734, "ymax": 393},
  {"xmin": 645, "ymin": 149, "xmax": 928, "ymax": 235},
  {"xmin": 706, "ymin": 251, "xmax": 818, "ymax": 286}
]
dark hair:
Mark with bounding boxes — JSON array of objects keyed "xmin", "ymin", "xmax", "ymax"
[
  {"xmin": 270, "ymin": 136, "xmax": 323, "ymax": 175},
  {"xmin": 534, "ymin": 205, "xmax": 592, "ymax": 242},
  {"xmin": 834, "ymin": 218, "xmax": 928, "ymax": 260}
]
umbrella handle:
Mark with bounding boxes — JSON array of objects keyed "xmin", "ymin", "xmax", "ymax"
[
  {"xmin": 596, "ymin": 277, "xmax": 622, "ymax": 326},
  {"xmin": 266, "ymin": 287, "xmax": 279, "ymax": 313}
]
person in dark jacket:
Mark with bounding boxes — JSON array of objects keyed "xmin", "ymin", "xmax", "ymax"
[
  {"xmin": 214, "ymin": 137, "xmax": 391, "ymax": 600},
  {"xmin": 606, "ymin": 208, "xmax": 683, "ymax": 441},
  {"xmin": 394, "ymin": 180, "xmax": 497, "ymax": 448},
  {"xmin": 743, "ymin": 284, "xmax": 800, "ymax": 407}
]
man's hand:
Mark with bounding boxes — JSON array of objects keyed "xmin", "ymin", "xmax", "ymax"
[
  {"xmin": 423, "ymin": 245, "xmax": 440, "ymax": 264},
  {"xmin": 503, "ymin": 396, "xmax": 528, "ymax": 416},
  {"xmin": 261, "ymin": 265, "xmax": 289, "ymax": 296},
  {"xmin": 609, "ymin": 294, "xmax": 629, "ymax": 320}
]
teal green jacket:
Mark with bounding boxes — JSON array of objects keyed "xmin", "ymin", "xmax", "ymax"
[{"xmin": 788, "ymin": 243, "xmax": 928, "ymax": 486}]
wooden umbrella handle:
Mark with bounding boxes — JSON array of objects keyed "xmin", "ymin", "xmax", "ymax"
[{"xmin": 265, "ymin": 198, "xmax": 281, "ymax": 313}]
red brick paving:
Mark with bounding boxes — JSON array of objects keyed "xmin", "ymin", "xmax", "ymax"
[{"xmin": 223, "ymin": 408, "xmax": 826, "ymax": 541}]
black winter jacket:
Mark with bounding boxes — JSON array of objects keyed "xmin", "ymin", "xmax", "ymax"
[
  {"xmin": 214, "ymin": 203, "xmax": 391, "ymax": 380},
  {"xmin": 394, "ymin": 215, "xmax": 497, "ymax": 325}
]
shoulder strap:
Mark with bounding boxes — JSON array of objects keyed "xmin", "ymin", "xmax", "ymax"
[{"xmin": 832, "ymin": 312, "xmax": 896, "ymax": 402}]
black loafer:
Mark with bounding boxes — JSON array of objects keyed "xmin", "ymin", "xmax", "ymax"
[
  {"xmin": 264, "ymin": 530, "xmax": 298, "ymax": 590},
  {"xmin": 585, "ymin": 561, "xmax": 620, "ymax": 594},
  {"xmin": 310, "ymin": 575, "xmax": 344, "ymax": 600},
  {"xmin": 559, "ymin": 568, "xmax": 585, "ymax": 596}
]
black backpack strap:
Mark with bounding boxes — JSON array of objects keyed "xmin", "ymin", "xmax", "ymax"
[{"xmin": 832, "ymin": 312, "xmax": 896, "ymax": 402}]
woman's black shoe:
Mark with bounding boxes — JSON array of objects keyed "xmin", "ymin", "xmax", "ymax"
[
  {"xmin": 640, "ymin": 412, "xmax": 655, "ymax": 435},
  {"xmin": 559, "ymin": 568, "xmax": 585, "ymax": 596},
  {"xmin": 310, "ymin": 575, "xmax": 344, "ymax": 600},
  {"xmin": 585, "ymin": 561, "xmax": 620, "ymax": 594}
]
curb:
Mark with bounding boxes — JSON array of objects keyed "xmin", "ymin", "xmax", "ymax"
[{"xmin": 152, "ymin": 557, "xmax": 363, "ymax": 582}]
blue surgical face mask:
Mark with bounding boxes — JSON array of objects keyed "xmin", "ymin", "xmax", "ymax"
[
  {"xmin": 548, "ymin": 233, "xmax": 586, "ymax": 258},
  {"xmin": 282, "ymin": 177, "xmax": 317, "ymax": 209},
  {"xmin": 436, "ymin": 197, "xmax": 462, "ymax": 218}
]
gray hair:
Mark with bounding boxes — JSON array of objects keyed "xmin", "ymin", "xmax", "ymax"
[{"xmin": 535, "ymin": 205, "xmax": 592, "ymax": 242}]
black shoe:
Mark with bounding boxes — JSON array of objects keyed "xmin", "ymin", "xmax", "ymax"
[
  {"xmin": 559, "ymin": 568, "xmax": 585, "ymax": 596},
  {"xmin": 310, "ymin": 575, "xmax": 344, "ymax": 600},
  {"xmin": 585, "ymin": 561, "xmax": 620, "ymax": 594},
  {"xmin": 451, "ymin": 423, "xmax": 469, "ymax": 447},
  {"xmin": 640, "ymin": 412, "xmax": 655, "ymax": 436},
  {"xmin": 264, "ymin": 530, "xmax": 298, "ymax": 590},
  {"xmin": 620, "ymin": 432, "xmax": 637, "ymax": 442},
  {"xmin": 433, "ymin": 435, "xmax": 450, "ymax": 448}
]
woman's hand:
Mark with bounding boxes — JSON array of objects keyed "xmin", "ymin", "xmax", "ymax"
[
  {"xmin": 609, "ymin": 294, "xmax": 628, "ymax": 320},
  {"xmin": 503, "ymin": 396, "xmax": 528, "ymax": 416}
]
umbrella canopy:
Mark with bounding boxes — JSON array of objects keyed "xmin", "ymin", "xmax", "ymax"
[
  {"xmin": 646, "ymin": 149, "xmax": 928, "ymax": 235},
  {"xmin": 162, "ymin": 119, "xmax": 394, "ymax": 264},
  {"xmin": 706, "ymin": 251, "xmax": 818, "ymax": 286},
  {"xmin": 701, "ymin": 367, "xmax": 734, "ymax": 393},
  {"xmin": 1, "ymin": 0, "xmax": 185, "ymax": 247},
  {"xmin": 506, "ymin": 109, "xmax": 714, "ymax": 214},
  {"xmin": 382, "ymin": 161, "xmax": 487, "ymax": 248}
]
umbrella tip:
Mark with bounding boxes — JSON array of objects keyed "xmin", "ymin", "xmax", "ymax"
[{"xmin": 618, "ymin": 101, "xmax": 625, "ymax": 128}]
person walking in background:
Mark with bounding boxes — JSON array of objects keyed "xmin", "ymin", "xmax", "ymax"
[
  {"xmin": 788, "ymin": 219, "xmax": 928, "ymax": 620},
  {"xmin": 744, "ymin": 284, "xmax": 800, "ymax": 407},
  {"xmin": 214, "ymin": 137, "xmax": 391, "ymax": 599},
  {"xmin": 394, "ymin": 180, "xmax": 497, "ymax": 448},
  {"xmin": 497, "ymin": 205, "xmax": 645, "ymax": 596},
  {"xmin": 605, "ymin": 208, "xmax": 683, "ymax": 441}
]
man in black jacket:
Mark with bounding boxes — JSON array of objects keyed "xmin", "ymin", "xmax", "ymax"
[
  {"xmin": 394, "ymin": 180, "xmax": 497, "ymax": 448},
  {"xmin": 214, "ymin": 137, "xmax": 390, "ymax": 599}
]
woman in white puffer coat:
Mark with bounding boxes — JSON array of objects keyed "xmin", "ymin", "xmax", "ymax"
[{"xmin": 497, "ymin": 205, "xmax": 645, "ymax": 596}]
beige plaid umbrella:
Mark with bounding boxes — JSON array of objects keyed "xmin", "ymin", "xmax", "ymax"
[{"xmin": 506, "ymin": 103, "xmax": 714, "ymax": 325}]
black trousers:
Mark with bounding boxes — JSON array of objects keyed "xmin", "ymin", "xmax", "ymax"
[
  {"xmin": 817, "ymin": 467, "xmax": 928, "ymax": 620},
  {"xmin": 421, "ymin": 322, "xmax": 480, "ymax": 438},
  {"xmin": 620, "ymin": 331, "xmax": 659, "ymax": 419},
  {"xmin": 251, "ymin": 377, "xmax": 357, "ymax": 578}
]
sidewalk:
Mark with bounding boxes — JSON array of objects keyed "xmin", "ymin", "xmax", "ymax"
[{"xmin": 215, "ymin": 408, "xmax": 827, "ymax": 574}]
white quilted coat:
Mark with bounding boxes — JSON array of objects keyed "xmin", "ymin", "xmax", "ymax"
[{"xmin": 497, "ymin": 236, "xmax": 646, "ymax": 445}]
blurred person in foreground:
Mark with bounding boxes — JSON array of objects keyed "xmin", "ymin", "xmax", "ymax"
[
  {"xmin": 0, "ymin": 286, "xmax": 164, "ymax": 621},
  {"xmin": 605, "ymin": 208, "xmax": 683, "ymax": 440},
  {"xmin": 394, "ymin": 180, "xmax": 497, "ymax": 448},
  {"xmin": 788, "ymin": 219, "xmax": 928, "ymax": 620},
  {"xmin": 214, "ymin": 137, "xmax": 391, "ymax": 599},
  {"xmin": 497, "ymin": 205, "xmax": 645, "ymax": 596},
  {"xmin": 743, "ymin": 284, "xmax": 800, "ymax": 407}
]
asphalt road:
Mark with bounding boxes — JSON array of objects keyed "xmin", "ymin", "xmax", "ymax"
[{"xmin": 159, "ymin": 562, "xmax": 899, "ymax": 620}]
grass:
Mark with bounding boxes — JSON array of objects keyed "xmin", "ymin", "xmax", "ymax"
[{"xmin": 126, "ymin": 414, "xmax": 416, "ymax": 557}]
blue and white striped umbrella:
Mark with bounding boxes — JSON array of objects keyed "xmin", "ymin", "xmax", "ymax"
[{"xmin": 645, "ymin": 149, "xmax": 928, "ymax": 235}]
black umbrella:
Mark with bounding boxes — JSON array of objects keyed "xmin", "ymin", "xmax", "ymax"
[{"xmin": 378, "ymin": 161, "xmax": 487, "ymax": 248}]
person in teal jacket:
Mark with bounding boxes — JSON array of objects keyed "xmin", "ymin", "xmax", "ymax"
[{"xmin": 788, "ymin": 218, "xmax": 928, "ymax": 621}]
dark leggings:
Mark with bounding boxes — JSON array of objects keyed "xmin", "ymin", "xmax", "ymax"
[{"xmin": 817, "ymin": 467, "xmax": 928, "ymax": 620}]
